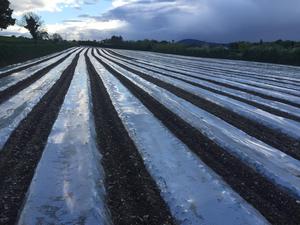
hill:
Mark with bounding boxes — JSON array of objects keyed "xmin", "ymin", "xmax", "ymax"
[{"xmin": 177, "ymin": 39, "xmax": 228, "ymax": 47}]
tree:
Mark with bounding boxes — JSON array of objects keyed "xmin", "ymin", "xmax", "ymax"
[
  {"xmin": 0, "ymin": 0, "xmax": 15, "ymax": 29},
  {"xmin": 110, "ymin": 35, "xmax": 123, "ymax": 44},
  {"xmin": 51, "ymin": 33, "xmax": 63, "ymax": 42},
  {"xmin": 19, "ymin": 12, "xmax": 43, "ymax": 40},
  {"xmin": 37, "ymin": 29, "xmax": 49, "ymax": 40}
]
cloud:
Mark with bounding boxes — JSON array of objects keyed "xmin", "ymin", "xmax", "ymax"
[
  {"xmin": 9, "ymin": 0, "xmax": 99, "ymax": 14},
  {"xmin": 83, "ymin": 0, "xmax": 99, "ymax": 5},
  {"xmin": 62, "ymin": 19, "xmax": 83, "ymax": 23},
  {"xmin": 0, "ymin": 25, "xmax": 29, "ymax": 37},
  {"xmin": 111, "ymin": 0, "xmax": 140, "ymax": 7},
  {"xmin": 97, "ymin": 0, "xmax": 300, "ymax": 42},
  {"xmin": 45, "ymin": 18, "xmax": 128, "ymax": 40},
  {"xmin": 2, "ymin": 0, "xmax": 300, "ymax": 42}
]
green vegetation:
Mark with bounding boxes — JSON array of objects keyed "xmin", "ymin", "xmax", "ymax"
[
  {"xmin": 80, "ymin": 37, "xmax": 300, "ymax": 66},
  {"xmin": 1, "ymin": 35, "xmax": 299, "ymax": 68},
  {"xmin": 0, "ymin": 1, "xmax": 77, "ymax": 67},
  {"xmin": 0, "ymin": 0, "xmax": 15, "ymax": 29},
  {"xmin": 0, "ymin": 36, "xmax": 77, "ymax": 67}
]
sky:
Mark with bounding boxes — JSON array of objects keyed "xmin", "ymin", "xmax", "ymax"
[{"xmin": 1, "ymin": 0, "xmax": 300, "ymax": 42}]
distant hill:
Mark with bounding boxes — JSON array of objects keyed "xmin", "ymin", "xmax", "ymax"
[{"xmin": 177, "ymin": 39, "xmax": 228, "ymax": 47}]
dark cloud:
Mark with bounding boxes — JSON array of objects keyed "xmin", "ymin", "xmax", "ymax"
[
  {"xmin": 78, "ymin": 14, "xmax": 90, "ymax": 17},
  {"xmin": 8, "ymin": 0, "xmax": 299, "ymax": 42},
  {"xmin": 78, "ymin": 14, "xmax": 102, "ymax": 20},
  {"xmin": 83, "ymin": 0, "xmax": 99, "ymax": 5},
  {"xmin": 90, "ymin": 0, "xmax": 300, "ymax": 42},
  {"xmin": 62, "ymin": 19, "xmax": 83, "ymax": 23}
]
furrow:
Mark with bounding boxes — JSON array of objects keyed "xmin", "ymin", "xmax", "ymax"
[
  {"xmin": 0, "ymin": 47, "xmax": 76, "ymax": 78},
  {"xmin": 105, "ymin": 49, "xmax": 300, "ymax": 108},
  {"xmin": 104, "ymin": 49, "xmax": 300, "ymax": 122},
  {"xmin": 85, "ymin": 50, "xmax": 175, "ymax": 225},
  {"xmin": 0, "ymin": 50, "xmax": 81, "ymax": 225},
  {"xmin": 92, "ymin": 49, "xmax": 300, "ymax": 225},
  {"xmin": 89, "ymin": 50, "xmax": 269, "ymax": 225},
  {"xmin": 0, "ymin": 48, "xmax": 79, "ymax": 104},
  {"xmin": 98, "ymin": 49, "xmax": 300, "ymax": 160},
  {"xmin": 0, "ymin": 49, "xmax": 81, "ymax": 149},
  {"xmin": 110, "ymin": 49, "xmax": 300, "ymax": 85},
  {"xmin": 107, "ymin": 49, "xmax": 300, "ymax": 90},
  {"xmin": 17, "ymin": 50, "xmax": 111, "ymax": 225}
]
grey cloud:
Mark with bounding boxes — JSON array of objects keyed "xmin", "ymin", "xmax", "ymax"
[
  {"xmin": 78, "ymin": 14, "xmax": 90, "ymax": 17},
  {"xmin": 8, "ymin": 0, "xmax": 300, "ymax": 42},
  {"xmin": 9, "ymin": 0, "xmax": 96, "ymax": 13},
  {"xmin": 83, "ymin": 0, "xmax": 99, "ymax": 5},
  {"xmin": 92, "ymin": 0, "xmax": 300, "ymax": 42},
  {"xmin": 78, "ymin": 14, "xmax": 102, "ymax": 20},
  {"xmin": 62, "ymin": 19, "xmax": 83, "ymax": 23}
]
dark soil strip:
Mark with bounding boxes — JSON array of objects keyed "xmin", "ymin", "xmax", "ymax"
[
  {"xmin": 98, "ymin": 50, "xmax": 300, "ymax": 161},
  {"xmin": 0, "ymin": 50, "xmax": 81, "ymax": 225},
  {"xmin": 104, "ymin": 50, "xmax": 300, "ymax": 122},
  {"xmin": 85, "ymin": 52, "xmax": 175, "ymax": 225},
  {"xmin": 0, "ymin": 49, "xmax": 78, "ymax": 105},
  {"xmin": 105, "ymin": 49, "xmax": 300, "ymax": 108},
  {"xmin": 93, "ymin": 51, "xmax": 300, "ymax": 225},
  {"xmin": 0, "ymin": 48, "xmax": 76, "ymax": 79},
  {"xmin": 107, "ymin": 49, "xmax": 300, "ymax": 89}
]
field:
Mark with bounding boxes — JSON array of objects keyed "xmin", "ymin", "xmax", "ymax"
[{"xmin": 0, "ymin": 47, "xmax": 300, "ymax": 225}]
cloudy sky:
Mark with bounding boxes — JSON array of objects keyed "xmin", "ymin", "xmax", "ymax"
[{"xmin": 1, "ymin": 0, "xmax": 300, "ymax": 42}]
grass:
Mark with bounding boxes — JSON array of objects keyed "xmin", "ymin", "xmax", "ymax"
[{"xmin": 0, "ymin": 36, "xmax": 77, "ymax": 67}]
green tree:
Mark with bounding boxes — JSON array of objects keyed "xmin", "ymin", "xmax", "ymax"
[{"xmin": 0, "ymin": 0, "xmax": 15, "ymax": 29}]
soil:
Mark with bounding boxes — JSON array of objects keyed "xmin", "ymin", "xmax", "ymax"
[
  {"xmin": 1, "ymin": 47, "xmax": 300, "ymax": 225},
  {"xmin": 99, "ymin": 49, "xmax": 300, "ymax": 161},
  {"xmin": 105, "ymin": 49, "xmax": 300, "ymax": 122},
  {"xmin": 0, "ymin": 50, "xmax": 81, "ymax": 225},
  {"xmin": 106, "ymin": 49, "xmax": 300, "ymax": 108},
  {"xmin": 107, "ymin": 49, "xmax": 300, "ymax": 92},
  {"xmin": 0, "ymin": 48, "xmax": 78, "ymax": 104},
  {"xmin": 0, "ymin": 48, "xmax": 75, "ymax": 79},
  {"xmin": 94, "ymin": 49, "xmax": 300, "ymax": 225},
  {"xmin": 85, "ymin": 51, "xmax": 175, "ymax": 225}
]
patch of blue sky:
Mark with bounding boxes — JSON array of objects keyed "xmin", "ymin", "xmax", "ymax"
[{"xmin": 39, "ymin": 0, "xmax": 112, "ymax": 24}]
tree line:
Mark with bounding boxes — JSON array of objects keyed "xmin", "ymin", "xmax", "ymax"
[{"xmin": 79, "ymin": 36, "xmax": 300, "ymax": 66}]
